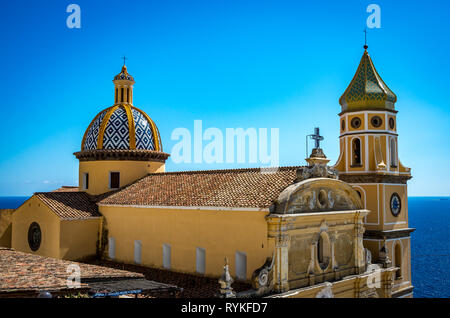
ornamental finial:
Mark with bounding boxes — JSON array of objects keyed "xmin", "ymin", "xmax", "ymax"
[
  {"xmin": 364, "ymin": 29, "xmax": 368, "ymax": 50},
  {"xmin": 218, "ymin": 257, "xmax": 236, "ymax": 298}
]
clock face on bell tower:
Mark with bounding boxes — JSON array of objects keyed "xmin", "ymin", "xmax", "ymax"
[{"xmin": 390, "ymin": 193, "xmax": 401, "ymax": 217}]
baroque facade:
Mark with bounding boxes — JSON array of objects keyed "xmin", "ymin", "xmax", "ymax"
[{"xmin": 7, "ymin": 46, "xmax": 413, "ymax": 298}]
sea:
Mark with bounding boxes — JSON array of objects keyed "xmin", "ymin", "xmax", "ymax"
[{"xmin": 0, "ymin": 196, "xmax": 448, "ymax": 298}]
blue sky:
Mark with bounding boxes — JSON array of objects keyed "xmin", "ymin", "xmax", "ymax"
[{"xmin": 0, "ymin": 0, "xmax": 449, "ymax": 196}]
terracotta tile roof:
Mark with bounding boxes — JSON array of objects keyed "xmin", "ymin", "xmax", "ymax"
[
  {"xmin": 84, "ymin": 259, "xmax": 251, "ymax": 298},
  {"xmin": 99, "ymin": 166, "xmax": 301, "ymax": 209},
  {"xmin": 34, "ymin": 192, "xmax": 101, "ymax": 219},
  {"xmin": 0, "ymin": 248, "xmax": 143, "ymax": 295}
]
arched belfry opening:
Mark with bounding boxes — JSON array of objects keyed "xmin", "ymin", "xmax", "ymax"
[
  {"xmin": 390, "ymin": 138, "xmax": 397, "ymax": 167},
  {"xmin": 352, "ymin": 138, "xmax": 362, "ymax": 166}
]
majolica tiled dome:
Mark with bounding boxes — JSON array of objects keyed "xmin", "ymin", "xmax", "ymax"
[
  {"xmin": 81, "ymin": 105, "xmax": 162, "ymax": 151},
  {"xmin": 339, "ymin": 48, "xmax": 397, "ymax": 112}
]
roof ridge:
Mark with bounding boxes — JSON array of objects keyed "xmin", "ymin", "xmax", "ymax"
[
  {"xmin": 145, "ymin": 165, "xmax": 304, "ymax": 176},
  {"xmin": 36, "ymin": 191, "xmax": 86, "ymax": 195}
]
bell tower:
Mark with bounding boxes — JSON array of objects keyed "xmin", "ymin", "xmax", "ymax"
[{"xmin": 334, "ymin": 46, "xmax": 415, "ymax": 298}]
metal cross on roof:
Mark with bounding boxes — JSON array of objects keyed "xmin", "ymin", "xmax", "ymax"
[
  {"xmin": 310, "ymin": 127, "xmax": 324, "ymax": 149},
  {"xmin": 122, "ymin": 56, "xmax": 127, "ymax": 66},
  {"xmin": 305, "ymin": 127, "xmax": 324, "ymax": 158}
]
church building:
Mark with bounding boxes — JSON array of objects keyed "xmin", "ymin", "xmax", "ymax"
[{"xmin": 8, "ymin": 46, "xmax": 414, "ymax": 298}]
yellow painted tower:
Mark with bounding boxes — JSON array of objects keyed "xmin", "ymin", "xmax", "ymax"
[
  {"xmin": 333, "ymin": 46, "xmax": 414, "ymax": 298},
  {"xmin": 74, "ymin": 64, "xmax": 169, "ymax": 195}
]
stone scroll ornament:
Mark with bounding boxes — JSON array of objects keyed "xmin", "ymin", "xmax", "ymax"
[{"xmin": 251, "ymin": 253, "xmax": 275, "ymax": 296}]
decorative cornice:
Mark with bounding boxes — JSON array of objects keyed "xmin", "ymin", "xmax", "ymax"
[
  {"xmin": 74, "ymin": 149, "xmax": 170, "ymax": 162},
  {"xmin": 339, "ymin": 131, "xmax": 398, "ymax": 138},
  {"xmin": 364, "ymin": 228, "xmax": 416, "ymax": 240},
  {"xmin": 339, "ymin": 173, "xmax": 412, "ymax": 184},
  {"xmin": 338, "ymin": 108, "xmax": 398, "ymax": 116},
  {"xmin": 392, "ymin": 286, "xmax": 414, "ymax": 298}
]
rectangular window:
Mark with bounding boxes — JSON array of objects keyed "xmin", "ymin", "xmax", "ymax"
[
  {"xmin": 163, "ymin": 243, "xmax": 171, "ymax": 269},
  {"xmin": 108, "ymin": 237, "xmax": 115, "ymax": 260},
  {"xmin": 109, "ymin": 172, "xmax": 120, "ymax": 189},
  {"xmin": 134, "ymin": 240, "xmax": 142, "ymax": 265},
  {"xmin": 235, "ymin": 251, "xmax": 247, "ymax": 281},
  {"xmin": 196, "ymin": 247, "xmax": 206, "ymax": 274},
  {"xmin": 82, "ymin": 173, "xmax": 89, "ymax": 190}
]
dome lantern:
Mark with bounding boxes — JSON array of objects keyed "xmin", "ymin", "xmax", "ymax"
[{"xmin": 113, "ymin": 58, "xmax": 135, "ymax": 105}]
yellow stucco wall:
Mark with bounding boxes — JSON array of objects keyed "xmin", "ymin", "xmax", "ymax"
[
  {"xmin": 355, "ymin": 183, "xmax": 409, "ymax": 232},
  {"xmin": 99, "ymin": 205, "xmax": 271, "ymax": 281},
  {"xmin": 11, "ymin": 196, "xmax": 101, "ymax": 261},
  {"xmin": 12, "ymin": 196, "xmax": 60, "ymax": 259},
  {"xmin": 79, "ymin": 160, "xmax": 165, "ymax": 195},
  {"xmin": 351, "ymin": 184, "xmax": 377, "ymax": 227},
  {"xmin": 60, "ymin": 218, "xmax": 101, "ymax": 260},
  {"xmin": 0, "ymin": 209, "xmax": 15, "ymax": 247},
  {"xmin": 382, "ymin": 184, "xmax": 408, "ymax": 230}
]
